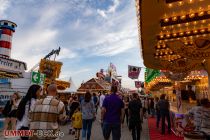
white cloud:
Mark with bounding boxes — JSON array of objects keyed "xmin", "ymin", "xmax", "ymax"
[
  {"xmin": 60, "ymin": 68, "xmax": 91, "ymax": 78},
  {"xmin": 91, "ymin": 37, "xmax": 137, "ymax": 56},
  {"xmin": 108, "ymin": 0, "xmax": 120, "ymax": 13},
  {"xmin": 97, "ymin": 9, "xmax": 107, "ymax": 18},
  {"xmin": 79, "ymin": 1, "xmax": 139, "ymax": 57},
  {"xmin": 57, "ymin": 48, "xmax": 77, "ymax": 60},
  {"xmin": 83, "ymin": 8, "xmax": 93, "ymax": 17},
  {"xmin": 97, "ymin": 0, "xmax": 120, "ymax": 18},
  {"xmin": 9, "ymin": 1, "xmax": 79, "ymax": 70},
  {"xmin": 0, "ymin": 0, "xmax": 10, "ymax": 18}
]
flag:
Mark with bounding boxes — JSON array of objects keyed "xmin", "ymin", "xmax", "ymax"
[
  {"xmin": 128, "ymin": 65, "xmax": 141, "ymax": 79},
  {"xmin": 135, "ymin": 81, "xmax": 142, "ymax": 88}
]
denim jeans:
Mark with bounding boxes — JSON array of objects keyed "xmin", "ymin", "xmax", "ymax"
[
  {"xmin": 103, "ymin": 122, "xmax": 121, "ymax": 140},
  {"xmin": 82, "ymin": 119, "xmax": 93, "ymax": 140}
]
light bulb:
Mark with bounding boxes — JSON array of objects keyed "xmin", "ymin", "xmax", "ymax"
[
  {"xmin": 189, "ymin": 13, "xmax": 195, "ymax": 18},
  {"xmin": 181, "ymin": 15, "xmax": 186, "ymax": 20},
  {"xmin": 172, "ymin": 16, "xmax": 177, "ymax": 21},
  {"xmin": 198, "ymin": 11, "xmax": 204, "ymax": 16},
  {"xmin": 164, "ymin": 18, "xmax": 169, "ymax": 22},
  {"xmin": 179, "ymin": 32, "xmax": 184, "ymax": 36},
  {"xmin": 186, "ymin": 31, "xmax": 191, "ymax": 35},
  {"xmin": 173, "ymin": 33, "xmax": 177, "ymax": 37},
  {"xmin": 193, "ymin": 30, "xmax": 198, "ymax": 34}
]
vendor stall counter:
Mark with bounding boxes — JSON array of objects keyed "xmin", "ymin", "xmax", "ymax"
[{"xmin": 169, "ymin": 101, "xmax": 196, "ymax": 137}]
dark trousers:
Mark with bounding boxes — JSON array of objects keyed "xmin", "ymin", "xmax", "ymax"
[
  {"xmin": 82, "ymin": 119, "xmax": 93, "ymax": 140},
  {"xmin": 131, "ymin": 123, "xmax": 141, "ymax": 140},
  {"xmin": 123, "ymin": 109, "xmax": 129, "ymax": 126},
  {"xmin": 103, "ymin": 122, "xmax": 121, "ymax": 140},
  {"xmin": 161, "ymin": 111, "xmax": 171, "ymax": 134},
  {"xmin": 147, "ymin": 108, "xmax": 150, "ymax": 115},
  {"xmin": 156, "ymin": 111, "xmax": 161, "ymax": 128},
  {"xmin": 95, "ymin": 106, "xmax": 98, "ymax": 114}
]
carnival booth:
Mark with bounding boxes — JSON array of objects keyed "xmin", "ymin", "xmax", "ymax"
[
  {"xmin": 137, "ymin": 0, "xmax": 210, "ymax": 138},
  {"xmin": 145, "ymin": 69, "xmax": 208, "ymax": 137}
]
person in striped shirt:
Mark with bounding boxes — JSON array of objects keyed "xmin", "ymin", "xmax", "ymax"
[{"xmin": 30, "ymin": 84, "xmax": 66, "ymax": 140}]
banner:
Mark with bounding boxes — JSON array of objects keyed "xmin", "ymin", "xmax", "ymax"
[
  {"xmin": 128, "ymin": 65, "xmax": 141, "ymax": 79},
  {"xmin": 145, "ymin": 68, "xmax": 160, "ymax": 83},
  {"xmin": 135, "ymin": 81, "xmax": 142, "ymax": 88}
]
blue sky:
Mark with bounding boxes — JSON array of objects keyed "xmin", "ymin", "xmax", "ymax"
[{"xmin": 0, "ymin": 0, "xmax": 144, "ymax": 89}]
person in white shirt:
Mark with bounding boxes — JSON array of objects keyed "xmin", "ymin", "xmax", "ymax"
[
  {"xmin": 99, "ymin": 92, "xmax": 106, "ymax": 109},
  {"xmin": 16, "ymin": 84, "xmax": 42, "ymax": 140}
]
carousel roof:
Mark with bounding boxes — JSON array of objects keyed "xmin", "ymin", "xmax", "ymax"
[
  {"xmin": 77, "ymin": 78, "xmax": 111, "ymax": 92},
  {"xmin": 136, "ymin": 0, "xmax": 210, "ymax": 72}
]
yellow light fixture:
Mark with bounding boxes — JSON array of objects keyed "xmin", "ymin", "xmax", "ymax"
[
  {"xmin": 189, "ymin": 0, "xmax": 193, "ymax": 3},
  {"xmin": 178, "ymin": 1, "xmax": 183, "ymax": 6},
  {"xmin": 162, "ymin": 44, "xmax": 166, "ymax": 48},
  {"xmin": 166, "ymin": 34, "xmax": 170, "ymax": 38},
  {"xmin": 181, "ymin": 15, "xmax": 186, "ymax": 20},
  {"xmin": 201, "ymin": 20, "xmax": 206, "ymax": 23},
  {"xmin": 189, "ymin": 13, "xmax": 195, "ymax": 18},
  {"xmin": 168, "ymin": 3, "xmax": 173, "ymax": 8},
  {"xmin": 186, "ymin": 31, "xmax": 191, "ymax": 35},
  {"xmin": 198, "ymin": 11, "xmax": 204, "ymax": 16},
  {"xmin": 164, "ymin": 18, "xmax": 169, "ymax": 22},
  {"xmin": 200, "ymin": 29, "xmax": 205, "ymax": 33},
  {"xmin": 173, "ymin": 33, "xmax": 177, "ymax": 37},
  {"xmin": 193, "ymin": 30, "xmax": 198, "ymax": 34},
  {"xmin": 172, "ymin": 16, "xmax": 177, "ymax": 21},
  {"xmin": 179, "ymin": 32, "xmax": 184, "ymax": 36}
]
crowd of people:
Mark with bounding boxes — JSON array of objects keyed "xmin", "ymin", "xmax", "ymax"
[{"xmin": 2, "ymin": 83, "xmax": 210, "ymax": 140}]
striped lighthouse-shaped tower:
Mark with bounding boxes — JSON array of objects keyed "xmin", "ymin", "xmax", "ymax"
[{"xmin": 0, "ymin": 20, "xmax": 17, "ymax": 58}]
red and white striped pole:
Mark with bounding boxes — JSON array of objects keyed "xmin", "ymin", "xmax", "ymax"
[{"xmin": 0, "ymin": 20, "xmax": 17, "ymax": 58}]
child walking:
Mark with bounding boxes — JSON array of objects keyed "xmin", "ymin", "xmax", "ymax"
[{"xmin": 72, "ymin": 107, "xmax": 82, "ymax": 140}]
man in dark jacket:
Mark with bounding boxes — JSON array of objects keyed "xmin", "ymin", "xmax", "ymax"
[
  {"xmin": 128, "ymin": 93, "xmax": 142, "ymax": 140},
  {"xmin": 157, "ymin": 94, "xmax": 171, "ymax": 135}
]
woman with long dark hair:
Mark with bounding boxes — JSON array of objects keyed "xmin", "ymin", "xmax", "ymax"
[
  {"xmin": 81, "ymin": 91, "xmax": 96, "ymax": 140},
  {"xmin": 3, "ymin": 92, "xmax": 21, "ymax": 130},
  {"xmin": 16, "ymin": 84, "xmax": 42, "ymax": 140}
]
